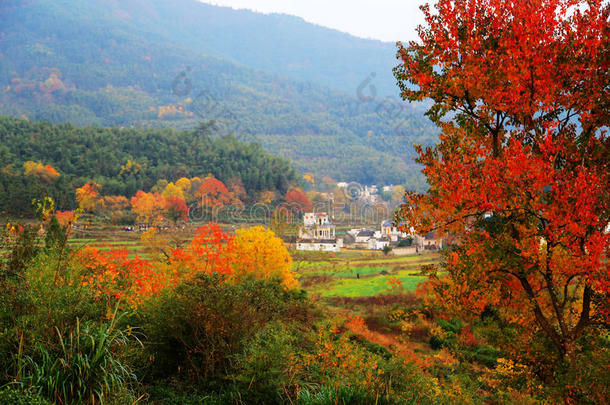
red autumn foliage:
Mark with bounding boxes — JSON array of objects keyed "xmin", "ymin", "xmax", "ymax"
[
  {"xmin": 169, "ymin": 224, "xmax": 234, "ymax": 281},
  {"xmin": 395, "ymin": 0, "xmax": 609, "ymax": 367},
  {"xmin": 285, "ymin": 187, "xmax": 314, "ymax": 213},
  {"xmin": 164, "ymin": 195, "xmax": 189, "ymax": 223},
  {"xmin": 457, "ymin": 325, "xmax": 479, "ymax": 348},
  {"xmin": 77, "ymin": 247, "xmax": 164, "ymax": 309},
  {"xmin": 195, "ymin": 177, "xmax": 232, "ymax": 208}
]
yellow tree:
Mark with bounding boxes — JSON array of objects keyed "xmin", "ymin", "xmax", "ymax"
[
  {"xmin": 232, "ymin": 226, "xmax": 298, "ymax": 289},
  {"xmin": 257, "ymin": 190, "xmax": 277, "ymax": 204},
  {"xmin": 76, "ymin": 182, "xmax": 103, "ymax": 212},
  {"xmin": 130, "ymin": 190, "xmax": 165, "ymax": 223},
  {"xmin": 176, "ymin": 177, "xmax": 192, "ymax": 200},
  {"xmin": 162, "ymin": 182, "xmax": 185, "ymax": 200},
  {"xmin": 303, "ymin": 172, "xmax": 315, "ymax": 187},
  {"xmin": 24, "ymin": 161, "xmax": 60, "ymax": 183},
  {"xmin": 119, "ymin": 160, "xmax": 142, "ymax": 177},
  {"xmin": 391, "ymin": 185, "xmax": 405, "ymax": 207},
  {"xmin": 189, "ymin": 177, "xmax": 204, "ymax": 195}
]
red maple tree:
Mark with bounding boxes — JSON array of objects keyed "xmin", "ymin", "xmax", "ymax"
[
  {"xmin": 285, "ymin": 187, "xmax": 314, "ymax": 213},
  {"xmin": 195, "ymin": 176, "xmax": 232, "ymax": 209},
  {"xmin": 164, "ymin": 196, "xmax": 189, "ymax": 224},
  {"xmin": 394, "ymin": 0, "xmax": 609, "ymax": 372}
]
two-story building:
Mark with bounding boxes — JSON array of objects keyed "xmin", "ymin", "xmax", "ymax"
[{"xmin": 296, "ymin": 212, "xmax": 343, "ymax": 252}]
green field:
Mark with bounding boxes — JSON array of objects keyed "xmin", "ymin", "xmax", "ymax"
[{"xmin": 293, "ymin": 250, "xmax": 441, "ymax": 298}]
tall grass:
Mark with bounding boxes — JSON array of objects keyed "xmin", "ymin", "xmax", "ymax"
[{"xmin": 20, "ymin": 308, "xmax": 139, "ymax": 404}]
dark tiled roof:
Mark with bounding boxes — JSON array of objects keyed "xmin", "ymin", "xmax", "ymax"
[{"xmin": 357, "ymin": 231, "xmax": 375, "ymax": 237}]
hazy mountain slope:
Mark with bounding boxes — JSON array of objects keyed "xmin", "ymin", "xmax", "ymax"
[
  {"xmin": 0, "ymin": 0, "xmax": 436, "ymax": 187},
  {"xmin": 84, "ymin": 0, "xmax": 401, "ymax": 97}
]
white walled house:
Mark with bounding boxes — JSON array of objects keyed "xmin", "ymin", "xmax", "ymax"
[
  {"xmin": 380, "ymin": 220, "xmax": 409, "ymax": 242},
  {"xmin": 368, "ymin": 237, "xmax": 390, "ymax": 250},
  {"xmin": 355, "ymin": 230, "xmax": 375, "ymax": 244},
  {"xmin": 296, "ymin": 239, "xmax": 341, "ymax": 252},
  {"xmin": 297, "ymin": 212, "xmax": 342, "ymax": 252}
]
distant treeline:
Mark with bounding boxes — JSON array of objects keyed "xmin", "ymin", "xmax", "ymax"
[{"xmin": 0, "ymin": 117, "xmax": 298, "ymax": 216}]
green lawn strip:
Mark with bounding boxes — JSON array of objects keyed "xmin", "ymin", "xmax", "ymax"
[
  {"xmin": 314, "ymin": 273, "xmax": 428, "ymax": 297},
  {"xmin": 328, "ymin": 266, "xmax": 392, "ymax": 278}
]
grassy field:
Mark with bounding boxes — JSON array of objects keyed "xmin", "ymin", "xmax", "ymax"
[{"xmin": 293, "ymin": 250, "xmax": 441, "ymax": 298}]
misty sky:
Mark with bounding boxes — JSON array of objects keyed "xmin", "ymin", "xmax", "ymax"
[{"xmin": 199, "ymin": 0, "xmax": 428, "ymax": 42}]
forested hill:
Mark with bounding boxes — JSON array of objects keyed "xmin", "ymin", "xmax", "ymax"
[
  {"xmin": 0, "ymin": 0, "xmax": 438, "ymax": 186},
  {"xmin": 0, "ymin": 116, "xmax": 298, "ymax": 216}
]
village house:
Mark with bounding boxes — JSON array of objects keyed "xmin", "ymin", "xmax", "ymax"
[
  {"xmin": 368, "ymin": 236, "xmax": 390, "ymax": 250},
  {"xmin": 380, "ymin": 220, "xmax": 409, "ymax": 242},
  {"xmin": 354, "ymin": 229, "xmax": 375, "ymax": 244},
  {"xmin": 296, "ymin": 212, "xmax": 343, "ymax": 252}
]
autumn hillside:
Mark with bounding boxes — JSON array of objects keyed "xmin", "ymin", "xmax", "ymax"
[{"xmin": 0, "ymin": 116, "xmax": 299, "ymax": 216}]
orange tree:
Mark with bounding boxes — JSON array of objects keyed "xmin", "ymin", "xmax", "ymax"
[
  {"xmin": 75, "ymin": 181, "xmax": 103, "ymax": 212},
  {"xmin": 195, "ymin": 176, "xmax": 232, "ymax": 209},
  {"xmin": 130, "ymin": 190, "xmax": 166, "ymax": 224},
  {"xmin": 394, "ymin": 0, "xmax": 609, "ymax": 372}
]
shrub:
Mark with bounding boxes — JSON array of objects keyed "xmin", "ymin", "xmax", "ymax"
[
  {"xmin": 436, "ymin": 318, "xmax": 462, "ymax": 335},
  {"xmin": 469, "ymin": 345, "xmax": 501, "ymax": 368},
  {"xmin": 231, "ymin": 322, "xmax": 303, "ymax": 404},
  {"xmin": 397, "ymin": 238, "xmax": 413, "ymax": 248},
  {"xmin": 1, "ymin": 223, "xmax": 40, "ymax": 278},
  {"xmin": 0, "ymin": 249, "xmax": 104, "ymax": 385},
  {"xmin": 141, "ymin": 273, "xmax": 310, "ymax": 383},
  {"xmin": 429, "ymin": 335, "xmax": 447, "ymax": 350},
  {"xmin": 0, "ymin": 385, "xmax": 51, "ymax": 405}
]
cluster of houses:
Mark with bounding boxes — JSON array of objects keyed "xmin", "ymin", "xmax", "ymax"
[{"xmin": 295, "ymin": 212, "xmax": 443, "ymax": 253}]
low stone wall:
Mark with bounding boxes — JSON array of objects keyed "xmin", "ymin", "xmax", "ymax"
[{"xmin": 391, "ymin": 247, "xmax": 419, "ymax": 256}]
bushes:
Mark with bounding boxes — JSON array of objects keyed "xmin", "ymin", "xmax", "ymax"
[
  {"xmin": 141, "ymin": 273, "xmax": 310, "ymax": 382},
  {"xmin": 436, "ymin": 318, "xmax": 462, "ymax": 335},
  {"xmin": 297, "ymin": 385, "xmax": 382, "ymax": 405},
  {"xmin": 1, "ymin": 222, "xmax": 40, "ymax": 277},
  {"xmin": 230, "ymin": 322, "xmax": 304, "ymax": 404},
  {"xmin": 0, "ymin": 386, "xmax": 51, "ymax": 405},
  {"xmin": 0, "ymin": 223, "xmax": 137, "ymax": 404},
  {"xmin": 230, "ymin": 319, "xmax": 439, "ymax": 405},
  {"xmin": 10, "ymin": 215, "xmax": 603, "ymax": 403}
]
